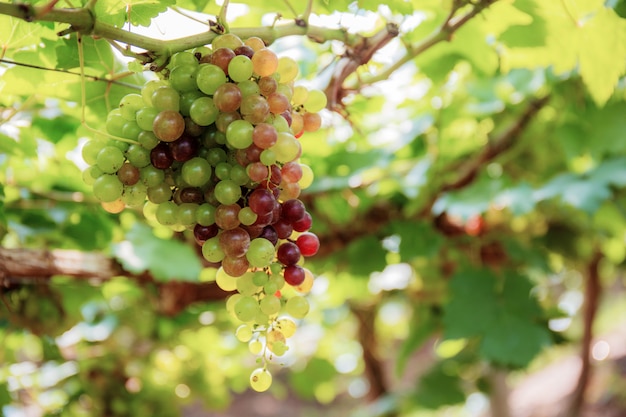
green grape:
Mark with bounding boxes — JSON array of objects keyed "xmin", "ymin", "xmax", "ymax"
[
  {"xmin": 277, "ymin": 56, "xmax": 298, "ymax": 83},
  {"xmin": 236, "ymin": 272, "xmax": 259, "ymax": 296},
  {"xmin": 270, "ymin": 263, "xmax": 283, "ymax": 275},
  {"xmin": 152, "ymin": 86, "xmax": 180, "ymax": 112},
  {"xmin": 141, "ymin": 79, "xmax": 169, "ymax": 105},
  {"xmin": 272, "ymin": 115, "xmax": 290, "ymax": 133},
  {"xmin": 252, "ymin": 271, "xmax": 269, "ymax": 286},
  {"xmin": 178, "ymin": 203, "xmax": 198, "ymax": 227},
  {"xmin": 214, "ymin": 180, "xmax": 241, "ymax": 205},
  {"xmin": 190, "ymin": 96, "xmax": 219, "ymax": 126},
  {"xmin": 246, "ymin": 238, "xmax": 276, "ymax": 268},
  {"xmin": 299, "ymin": 163, "xmax": 314, "ymax": 189},
  {"xmin": 147, "ymin": 183, "xmax": 172, "ymax": 204},
  {"xmin": 126, "ymin": 144, "xmax": 151, "ymax": 168},
  {"xmin": 236, "ymin": 324, "xmax": 253, "ymax": 342},
  {"xmin": 260, "ymin": 149, "xmax": 277, "ymax": 166},
  {"xmin": 156, "ymin": 201, "xmax": 178, "ymax": 226},
  {"xmin": 263, "ymin": 280, "xmax": 278, "ymax": 296},
  {"xmin": 215, "ymin": 162, "xmax": 232, "ymax": 181},
  {"xmin": 226, "ymin": 119, "xmax": 254, "ymax": 149},
  {"xmin": 270, "ymin": 131, "xmax": 300, "ymax": 163},
  {"xmin": 286, "ymin": 296, "xmax": 309, "ymax": 319},
  {"xmin": 96, "ymin": 146, "xmax": 125, "ymax": 174},
  {"xmin": 138, "ymin": 131, "xmax": 159, "ymax": 150},
  {"xmin": 196, "ymin": 64, "xmax": 227, "ymax": 95},
  {"xmin": 259, "ymin": 295, "xmax": 281, "ymax": 316},
  {"xmin": 121, "ymin": 120, "xmax": 142, "ymax": 140},
  {"xmin": 106, "ymin": 109, "xmax": 126, "ymax": 136},
  {"xmin": 196, "ymin": 203, "xmax": 216, "ymax": 226},
  {"xmin": 248, "ymin": 339, "xmax": 263, "ymax": 355},
  {"xmin": 276, "ymin": 318, "xmax": 296, "ymax": 338},
  {"xmin": 107, "ymin": 139, "xmax": 130, "ymax": 153},
  {"xmin": 254, "ymin": 310, "xmax": 270, "ymax": 326},
  {"xmin": 81, "ymin": 139, "xmax": 106, "ymax": 165},
  {"xmin": 226, "ymin": 293, "xmax": 242, "ymax": 315},
  {"xmin": 304, "ymin": 89, "xmax": 327, "ymax": 113},
  {"xmin": 140, "ymin": 165, "xmax": 165, "ymax": 187},
  {"xmin": 249, "ymin": 368, "xmax": 272, "ymax": 392},
  {"xmin": 212, "ymin": 33, "xmax": 243, "ymax": 50},
  {"xmin": 179, "ymin": 90, "xmax": 205, "ymax": 117},
  {"xmin": 238, "ymin": 207, "xmax": 258, "ymax": 226},
  {"xmin": 121, "ymin": 182, "xmax": 147, "ymax": 207},
  {"xmin": 181, "ymin": 157, "xmax": 212, "ymax": 187},
  {"xmin": 169, "ymin": 51, "xmax": 198, "ymax": 68},
  {"xmin": 238, "ymin": 79, "xmax": 260, "ymax": 97},
  {"xmin": 216, "ymin": 266, "xmax": 239, "ymax": 292},
  {"xmin": 266, "ymin": 329, "xmax": 287, "ymax": 355},
  {"xmin": 228, "ymin": 55, "xmax": 254, "ymax": 82},
  {"xmin": 136, "ymin": 107, "xmax": 159, "ymax": 131},
  {"xmin": 206, "ymin": 147, "xmax": 228, "ymax": 166},
  {"xmin": 229, "ymin": 164, "xmax": 249, "ymax": 186},
  {"xmin": 292, "ymin": 85, "xmax": 308, "ymax": 106},
  {"xmin": 93, "ymin": 174, "xmax": 124, "ymax": 202},
  {"xmin": 203, "ymin": 237, "xmax": 226, "ymax": 264},
  {"xmin": 119, "ymin": 93, "xmax": 144, "ymax": 121},
  {"xmin": 234, "ymin": 296, "xmax": 260, "ymax": 322},
  {"xmin": 169, "ymin": 64, "xmax": 198, "ymax": 93}
]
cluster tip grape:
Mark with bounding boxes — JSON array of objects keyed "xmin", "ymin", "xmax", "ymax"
[{"xmin": 81, "ymin": 33, "xmax": 325, "ymax": 392}]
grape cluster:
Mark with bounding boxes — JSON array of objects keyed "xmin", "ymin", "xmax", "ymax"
[{"xmin": 81, "ymin": 33, "xmax": 325, "ymax": 391}]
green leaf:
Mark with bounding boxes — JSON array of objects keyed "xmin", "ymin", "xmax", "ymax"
[
  {"xmin": 414, "ymin": 363, "xmax": 466, "ymax": 409},
  {"xmin": 389, "ymin": 220, "xmax": 443, "ymax": 262},
  {"xmin": 112, "ymin": 223, "xmax": 202, "ymax": 281},
  {"xmin": 443, "ymin": 268, "xmax": 499, "ymax": 339},
  {"xmin": 479, "ymin": 313, "xmax": 551, "ymax": 367},
  {"xmin": 346, "ymin": 236, "xmax": 387, "ymax": 276},
  {"xmin": 95, "ymin": 0, "xmax": 176, "ymax": 27},
  {"xmin": 577, "ymin": 8, "xmax": 626, "ymax": 105}
]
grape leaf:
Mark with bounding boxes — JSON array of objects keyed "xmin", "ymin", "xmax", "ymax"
[
  {"xmin": 112, "ymin": 223, "xmax": 202, "ymax": 281},
  {"xmin": 346, "ymin": 236, "xmax": 387, "ymax": 276},
  {"xmin": 389, "ymin": 220, "xmax": 443, "ymax": 261},
  {"xmin": 443, "ymin": 268, "xmax": 550, "ymax": 367},
  {"xmin": 95, "ymin": 0, "xmax": 176, "ymax": 27},
  {"xmin": 414, "ymin": 363, "xmax": 465, "ymax": 409}
]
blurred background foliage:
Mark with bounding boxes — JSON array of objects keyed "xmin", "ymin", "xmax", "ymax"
[{"xmin": 1, "ymin": 0, "xmax": 626, "ymax": 416}]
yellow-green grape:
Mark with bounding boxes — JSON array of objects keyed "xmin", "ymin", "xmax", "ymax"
[
  {"xmin": 277, "ymin": 56, "xmax": 299, "ymax": 83},
  {"xmin": 236, "ymin": 271, "xmax": 260, "ymax": 296},
  {"xmin": 266, "ymin": 329, "xmax": 287, "ymax": 355},
  {"xmin": 292, "ymin": 85, "xmax": 308, "ymax": 106},
  {"xmin": 286, "ymin": 296, "xmax": 309, "ymax": 319},
  {"xmin": 235, "ymin": 296, "xmax": 260, "ymax": 322},
  {"xmin": 303, "ymin": 89, "xmax": 327, "ymax": 113},
  {"xmin": 236, "ymin": 324, "xmax": 253, "ymax": 342},
  {"xmin": 216, "ymin": 266, "xmax": 238, "ymax": 291},
  {"xmin": 276, "ymin": 318, "xmax": 297, "ymax": 338},
  {"xmin": 250, "ymin": 368, "xmax": 272, "ymax": 392},
  {"xmin": 259, "ymin": 295, "xmax": 281, "ymax": 316},
  {"xmin": 226, "ymin": 294, "xmax": 242, "ymax": 316},
  {"xmin": 299, "ymin": 164, "xmax": 314, "ymax": 189},
  {"xmin": 249, "ymin": 339, "xmax": 263, "ymax": 355}
]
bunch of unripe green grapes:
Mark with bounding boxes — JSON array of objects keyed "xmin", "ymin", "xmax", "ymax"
[{"xmin": 81, "ymin": 33, "xmax": 325, "ymax": 392}]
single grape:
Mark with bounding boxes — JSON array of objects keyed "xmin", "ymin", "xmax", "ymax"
[
  {"xmin": 153, "ymin": 110, "xmax": 185, "ymax": 142},
  {"xmin": 219, "ymin": 227, "xmax": 251, "ymax": 258},
  {"xmin": 196, "ymin": 63, "xmax": 227, "ymax": 95},
  {"xmin": 249, "ymin": 339, "xmax": 263, "ymax": 355},
  {"xmin": 244, "ymin": 36, "xmax": 265, "ymax": 52},
  {"xmin": 236, "ymin": 324, "xmax": 253, "ymax": 342},
  {"xmin": 213, "ymin": 83, "xmax": 242, "ymax": 113},
  {"xmin": 181, "ymin": 157, "xmax": 212, "ymax": 187},
  {"xmin": 126, "ymin": 144, "xmax": 151, "ymax": 168},
  {"xmin": 235, "ymin": 296, "xmax": 259, "ymax": 322},
  {"xmin": 258, "ymin": 226, "xmax": 278, "ymax": 246},
  {"xmin": 203, "ymin": 237, "xmax": 225, "ymax": 263},
  {"xmin": 179, "ymin": 187, "xmax": 204, "ymax": 204},
  {"xmin": 169, "ymin": 64, "xmax": 198, "ymax": 93},
  {"xmin": 276, "ymin": 318, "xmax": 296, "ymax": 338},
  {"xmin": 140, "ymin": 165, "xmax": 165, "ymax": 187},
  {"xmin": 259, "ymin": 295, "xmax": 281, "ymax": 316},
  {"xmin": 210, "ymin": 47, "xmax": 236, "ymax": 75},
  {"xmin": 222, "ymin": 255, "xmax": 250, "ymax": 277},
  {"xmin": 246, "ymin": 237, "xmax": 276, "ymax": 268},
  {"xmin": 258, "ymin": 76, "xmax": 277, "ymax": 96},
  {"xmin": 155, "ymin": 201, "xmax": 178, "ymax": 226},
  {"xmin": 215, "ymin": 203, "xmax": 241, "ymax": 230},
  {"xmin": 251, "ymin": 48, "xmax": 278, "ymax": 77},
  {"xmin": 304, "ymin": 89, "xmax": 328, "ymax": 113},
  {"xmin": 138, "ymin": 131, "xmax": 159, "ymax": 150},
  {"xmin": 214, "ymin": 179, "xmax": 242, "ymax": 205},
  {"xmin": 226, "ymin": 119, "xmax": 254, "ymax": 149},
  {"xmin": 117, "ymin": 163, "xmax": 140, "ymax": 185},
  {"xmin": 196, "ymin": 203, "xmax": 216, "ymax": 226},
  {"xmin": 212, "ymin": 33, "xmax": 243, "ymax": 51},
  {"xmin": 119, "ymin": 93, "xmax": 144, "ymax": 121},
  {"xmin": 96, "ymin": 146, "xmax": 125, "ymax": 174},
  {"xmin": 193, "ymin": 223, "xmax": 218, "ymax": 244},
  {"xmin": 292, "ymin": 211, "xmax": 312, "ymax": 232},
  {"xmin": 277, "ymin": 56, "xmax": 298, "ymax": 83},
  {"xmin": 236, "ymin": 272, "xmax": 259, "ymax": 297},
  {"xmin": 286, "ymin": 296, "xmax": 309, "ymax": 319},
  {"xmin": 249, "ymin": 368, "xmax": 272, "ymax": 392},
  {"xmin": 296, "ymin": 232, "xmax": 320, "ymax": 257},
  {"xmin": 169, "ymin": 51, "xmax": 199, "ymax": 68},
  {"xmin": 93, "ymin": 174, "xmax": 124, "ymax": 202},
  {"xmin": 228, "ymin": 55, "xmax": 254, "ymax": 82},
  {"xmin": 282, "ymin": 199, "xmax": 306, "ymax": 223},
  {"xmin": 135, "ymin": 107, "xmax": 159, "ymax": 131},
  {"xmin": 147, "ymin": 183, "xmax": 172, "ymax": 204},
  {"xmin": 277, "ymin": 242, "xmax": 301, "ymax": 266},
  {"xmin": 189, "ymin": 96, "xmax": 219, "ymax": 126},
  {"xmin": 151, "ymin": 86, "xmax": 180, "ymax": 112},
  {"xmin": 248, "ymin": 188, "xmax": 276, "ymax": 216},
  {"xmin": 303, "ymin": 111, "xmax": 322, "ymax": 132},
  {"xmin": 234, "ymin": 45, "xmax": 255, "ymax": 58}
]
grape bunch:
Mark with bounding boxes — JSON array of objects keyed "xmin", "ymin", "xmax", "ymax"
[{"xmin": 81, "ymin": 33, "xmax": 325, "ymax": 391}]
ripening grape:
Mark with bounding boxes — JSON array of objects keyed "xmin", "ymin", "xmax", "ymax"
[
  {"xmin": 236, "ymin": 324, "xmax": 253, "ymax": 342},
  {"xmin": 286, "ymin": 296, "xmax": 309, "ymax": 319}
]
